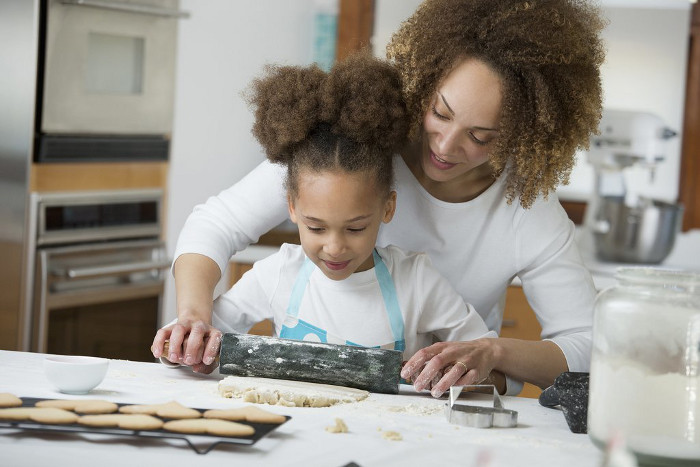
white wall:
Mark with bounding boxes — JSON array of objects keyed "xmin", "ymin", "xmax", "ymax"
[
  {"xmin": 163, "ymin": 0, "xmax": 318, "ymax": 324},
  {"xmin": 373, "ymin": 0, "xmax": 691, "ymax": 203}
]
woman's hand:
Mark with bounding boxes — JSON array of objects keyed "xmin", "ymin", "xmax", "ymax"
[
  {"xmin": 401, "ymin": 338, "xmax": 502, "ymax": 397},
  {"xmin": 151, "ymin": 318, "xmax": 222, "ymax": 374}
]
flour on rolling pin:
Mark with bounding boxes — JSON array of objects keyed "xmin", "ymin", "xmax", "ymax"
[{"xmin": 218, "ymin": 376, "xmax": 369, "ymax": 408}]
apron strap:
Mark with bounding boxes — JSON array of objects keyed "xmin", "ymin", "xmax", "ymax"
[
  {"xmin": 285, "ymin": 257, "xmax": 316, "ymax": 318},
  {"xmin": 373, "ymin": 249, "xmax": 404, "ymax": 346}
]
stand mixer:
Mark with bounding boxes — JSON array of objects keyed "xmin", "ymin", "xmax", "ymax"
[{"xmin": 584, "ymin": 109, "xmax": 683, "ymax": 264}]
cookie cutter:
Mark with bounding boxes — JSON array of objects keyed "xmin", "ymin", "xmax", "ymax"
[{"xmin": 444, "ymin": 385, "xmax": 518, "ymax": 428}]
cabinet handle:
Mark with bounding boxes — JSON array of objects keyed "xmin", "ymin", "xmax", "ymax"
[{"xmin": 501, "ymin": 319, "xmax": 517, "ymax": 328}]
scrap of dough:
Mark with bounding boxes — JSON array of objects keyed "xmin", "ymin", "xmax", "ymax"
[
  {"xmin": 325, "ymin": 417, "xmax": 348, "ymax": 433},
  {"xmin": 218, "ymin": 376, "xmax": 369, "ymax": 408},
  {"xmin": 382, "ymin": 430, "xmax": 403, "ymax": 441}
]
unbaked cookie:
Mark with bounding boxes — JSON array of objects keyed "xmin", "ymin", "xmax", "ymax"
[
  {"xmin": 163, "ymin": 418, "xmax": 255, "ymax": 437},
  {"xmin": 203, "ymin": 406, "xmax": 286, "ymax": 424},
  {"xmin": 0, "ymin": 393, "xmax": 22, "ymax": 408},
  {"xmin": 35, "ymin": 399, "xmax": 118, "ymax": 414},
  {"xmin": 78, "ymin": 414, "xmax": 163, "ymax": 430},
  {"xmin": 119, "ymin": 401, "xmax": 201, "ymax": 419}
]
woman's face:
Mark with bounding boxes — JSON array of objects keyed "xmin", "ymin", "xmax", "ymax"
[
  {"xmin": 288, "ymin": 168, "xmax": 396, "ymax": 281},
  {"xmin": 419, "ymin": 58, "xmax": 503, "ymax": 184}
]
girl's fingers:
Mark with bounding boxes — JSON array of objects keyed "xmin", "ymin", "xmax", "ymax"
[
  {"xmin": 151, "ymin": 328, "xmax": 171, "ymax": 358},
  {"xmin": 184, "ymin": 321, "xmax": 211, "ymax": 366},
  {"xmin": 202, "ymin": 331, "xmax": 222, "ymax": 365},
  {"xmin": 168, "ymin": 325, "xmax": 188, "ymax": 363}
]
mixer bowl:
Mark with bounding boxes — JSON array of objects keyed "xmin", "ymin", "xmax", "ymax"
[{"xmin": 592, "ymin": 197, "xmax": 683, "ymax": 264}]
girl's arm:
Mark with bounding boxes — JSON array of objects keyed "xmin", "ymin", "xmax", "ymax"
[
  {"xmin": 152, "ymin": 161, "xmax": 289, "ymax": 369},
  {"xmin": 151, "ymin": 253, "xmax": 222, "ymax": 371}
]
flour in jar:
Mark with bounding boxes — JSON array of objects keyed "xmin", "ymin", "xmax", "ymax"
[{"xmin": 588, "ymin": 354, "xmax": 700, "ymax": 461}]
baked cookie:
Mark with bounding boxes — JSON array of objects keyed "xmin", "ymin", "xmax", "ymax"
[
  {"xmin": 35, "ymin": 399, "xmax": 118, "ymax": 414},
  {"xmin": 78, "ymin": 414, "xmax": 163, "ymax": 430},
  {"xmin": 203, "ymin": 406, "xmax": 286, "ymax": 424},
  {"xmin": 0, "ymin": 393, "xmax": 22, "ymax": 408},
  {"xmin": 163, "ymin": 418, "xmax": 255, "ymax": 437},
  {"xmin": 0, "ymin": 407, "xmax": 78, "ymax": 424},
  {"xmin": 119, "ymin": 401, "xmax": 201, "ymax": 419}
]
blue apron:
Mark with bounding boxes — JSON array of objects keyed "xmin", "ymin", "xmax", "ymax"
[{"xmin": 279, "ymin": 249, "xmax": 405, "ymax": 351}]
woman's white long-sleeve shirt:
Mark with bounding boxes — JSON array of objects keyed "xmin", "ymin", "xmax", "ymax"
[{"xmin": 174, "ymin": 155, "xmax": 596, "ymax": 375}]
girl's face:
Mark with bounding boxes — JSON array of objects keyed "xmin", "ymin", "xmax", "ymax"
[
  {"xmin": 288, "ymin": 168, "xmax": 396, "ymax": 281},
  {"xmin": 419, "ymin": 58, "xmax": 503, "ymax": 185}
]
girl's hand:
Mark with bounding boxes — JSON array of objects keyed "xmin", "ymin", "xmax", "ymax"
[
  {"xmin": 151, "ymin": 318, "xmax": 222, "ymax": 374},
  {"xmin": 401, "ymin": 339, "xmax": 502, "ymax": 397}
]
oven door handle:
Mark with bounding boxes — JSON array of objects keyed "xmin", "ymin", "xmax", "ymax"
[
  {"xmin": 61, "ymin": 0, "xmax": 190, "ymax": 19},
  {"xmin": 53, "ymin": 260, "xmax": 172, "ymax": 279}
]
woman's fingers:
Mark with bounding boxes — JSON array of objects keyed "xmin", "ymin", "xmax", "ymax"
[
  {"xmin": 406, "ymin": 340, "xmax": 497, "ymax": 396},
  {"xmin": 400, "ymin": 343, "xmax": 446, "ymax": 383},
  {"xmin": 429, "ymin": 364, "xmax": 464, "ymax": 397},
  {"xmin": 412, "ymin": 351, "xmax": 450, "ymax": 391},
  {"xmin": 431, "ymin": 367, "xmax": 484, "ymax": 398}
]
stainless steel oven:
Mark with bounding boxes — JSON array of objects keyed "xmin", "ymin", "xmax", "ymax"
[
  {"xmin": 36, "ymin": 0, "xmax": 189, "ymax": 162},
  {"xmin": 26, "ymin": 189, "xmax": 170, "ymax": 361}
]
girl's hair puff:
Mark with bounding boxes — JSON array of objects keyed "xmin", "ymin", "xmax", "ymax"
[{"xmin": 248, "ymin": 53, "xmax": 409, "ymax": 199}]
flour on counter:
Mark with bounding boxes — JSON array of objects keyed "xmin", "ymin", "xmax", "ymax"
[
  {"xmin": 381, "ymin": 430, "xmax": 402, "ymax": 441},
  {"xmin": 218, "ymin": 376, "xmax": 369, "ymax": 407}
]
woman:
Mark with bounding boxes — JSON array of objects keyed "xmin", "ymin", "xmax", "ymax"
[{"xmin": 153, "ymin": 0, "xmax": 605, "ymax": 396}]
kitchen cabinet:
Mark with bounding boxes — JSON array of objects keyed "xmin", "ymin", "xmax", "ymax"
[
  {"xmin": 502, "ymin": 286, "xmax": 544, "ymax": 399},
  {"xmin": 228, "ymin": 261, "xmax": 273, "ymax": 337},
  {"xmin": 30, "ymin": 162, "xmax": 168, "ymax": 192},
  {"xmin": 680, "ymin": 3, "xmax": 700, "ymax": 231}
]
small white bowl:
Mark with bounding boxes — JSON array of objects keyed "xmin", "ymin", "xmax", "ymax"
[{"xmin": 43, "ymin": 355, "xmax": 110, "ymax": 394}]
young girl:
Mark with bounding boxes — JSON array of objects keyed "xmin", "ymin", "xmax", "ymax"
[{"xmin": 154, "ymin": 54, "xmax": 497, "ymax": 385}]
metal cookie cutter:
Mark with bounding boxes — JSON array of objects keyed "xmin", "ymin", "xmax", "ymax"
[{"xmin": 444, "ymin": 385, "xmax": 518, "ymax": 428}]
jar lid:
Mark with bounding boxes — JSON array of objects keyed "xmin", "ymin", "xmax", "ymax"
[{"xmin": 615, "ymin": 267, "xmax": 700, "ymax": 287}]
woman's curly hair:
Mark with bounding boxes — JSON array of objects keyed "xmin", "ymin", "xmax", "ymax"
[
  {"xmin": 247, "ymin": 53, "xmax": 410, "ymax": 199},
  {"xmin": 386, "ymin": 0, "xmax": 606, "ymax": 208}
]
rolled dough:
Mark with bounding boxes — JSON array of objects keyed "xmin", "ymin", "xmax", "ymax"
[{"xmin": 218, "ymin": 376, "xmax": 369, "ymax": 407}]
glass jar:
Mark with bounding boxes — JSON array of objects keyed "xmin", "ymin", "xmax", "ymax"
[{"xmin": 588, "ymin": 268, "xmax": 700, "ymax": 465}]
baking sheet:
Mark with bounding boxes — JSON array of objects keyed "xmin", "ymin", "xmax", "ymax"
[{"xmin": 0, "ymin": 397, "xmax": 290, "ymax": 454}]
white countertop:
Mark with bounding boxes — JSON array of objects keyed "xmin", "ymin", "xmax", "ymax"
[
  {"xmin": 0, "ymin": 350, "xmax": 602, "ymax": 467},
  {"xmin": 575, "ymin": 228, "xmax": 700, "ymax": 290}
]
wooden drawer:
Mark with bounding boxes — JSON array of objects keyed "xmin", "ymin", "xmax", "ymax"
[
  {"xmin": 502, "ymin": 286, "xmax": 543, "ymax": 399},
  {"xmin": 228, "ymin": 262, "xmax": 273, "ymax": 336}
]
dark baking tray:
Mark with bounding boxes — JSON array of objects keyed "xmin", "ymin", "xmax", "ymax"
[{"xmin": 0, "ymin": 397, "xmax": 291, "ymax": 454}]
